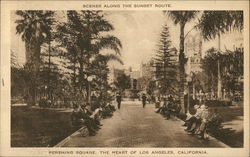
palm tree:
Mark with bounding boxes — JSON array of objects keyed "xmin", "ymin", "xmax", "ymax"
[
  {"xmin": 198, "ymin": 11, "xmax": 243, "ymax": 99},
  {"xmin": 15, "ymin": 10, "xmax": 54, "ymax": 105},
  {"xmin": 167, "ymin": 11, "xmax": 199, "ymax": 113}
]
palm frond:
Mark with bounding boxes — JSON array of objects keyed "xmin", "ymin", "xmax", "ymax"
[{"xmin": 94, "ymin": 35, "xmax": 122, "ymax": 55}]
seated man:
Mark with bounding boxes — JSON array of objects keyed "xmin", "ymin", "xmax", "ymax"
[
  {"xmin": 184, "ymin": 105, "xmax": 200, "ymax": 131},
  {"xmin": 165, "ymin": 101, "xmax": 172, "ymax": 119},
  {"xmin": 102, "ymin": 103, "xmax": 115, "ymax": 118},
  {"xmin": 71, "ymin": 104, "xmax": 97, "ymax": 136},
  {"xmin": 196, "ymin": 105, "xmax": 209, "ymax": 138},
  {"xmin": 155, "ymin": 98, "xmax": 164, "ymax": 113},
  {"xmin": 187, "ymin": 104, "xmax": 203, "ymax": 134},
  {"xmin": 81, "ymin": 104, "xmax": 102, "ymax": 130}
]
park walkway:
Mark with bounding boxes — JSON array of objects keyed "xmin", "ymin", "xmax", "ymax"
[{"xmin": 57, "ymin": 100, "xmax": 229, "ymax": 147}]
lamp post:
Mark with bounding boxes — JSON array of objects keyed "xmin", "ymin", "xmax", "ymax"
[
  {"xmin": 44, "ymin": 85, "xmax": 48, "ymax": 99},
  {"xmin": 187, "ymin": 74, "xmax": 192, "ymax": 114},
  {"xmin": 158, "ymin": 84, "xmax": 162, "ymax": 97},
  {"xmin": 87, "ymin": 76, "xmax": 94, "ymax": 105},
  {"xmin": 62, "ymin": 88, "xmax": 65, "ymax": 107}
]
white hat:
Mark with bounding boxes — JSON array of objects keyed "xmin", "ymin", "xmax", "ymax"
[
  {"xmin": 200, "ymin": 104, "xmax": 206, "ymax": 110},
  {"xmin": 194, "ymin": 105, "xmax": 200, "ymax": 109}
]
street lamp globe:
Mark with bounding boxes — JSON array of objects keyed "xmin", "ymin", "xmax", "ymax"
[
  {"xmin": 187, "ymin": 73, "xmax": 192, "ymax": 82},
  {"xmin": 87, "ymin": 76, "xmax": 94, "ymax": 82}
]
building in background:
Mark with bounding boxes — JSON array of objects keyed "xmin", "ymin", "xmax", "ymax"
[{"xmin": 185, "ymin": 32, "xmax": 203, "ymax": 74}]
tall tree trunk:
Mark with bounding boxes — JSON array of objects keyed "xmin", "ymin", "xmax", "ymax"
[
  {"xmin": 79, "ymin": 61, "xmax": 84, "ymax": 93},
  {"xmin": 24, "ymin": 42, "xmax": 33, "ymax": 105},
  {"xmin": 72, "ymin": 54, "xmax": 77, "ymax": 93},
  {"xmin": 179, "ymin": 23, "xmax": 186, "ymax": 114},
  {"xmin": 217, "ymin": 33, "xmax": 222, "ymax": 99},
  {"xmin": 27, "ymin": 40, "xmax": 41, "ymax": 105},
  {"xmin": 48, "ymin": 41, "xmax": 51, "ymax": 100}
]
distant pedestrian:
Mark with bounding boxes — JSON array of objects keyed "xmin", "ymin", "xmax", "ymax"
[
  {"xmin": 116, "ymin": 93, "xmax": 122, "ymax": 109},
  {"xmin": 142, "ymin": 93, "xmax": 147, "ymax": 108}
]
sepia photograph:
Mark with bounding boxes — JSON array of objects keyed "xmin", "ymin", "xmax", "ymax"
[
  {"xmin": 10, "ymin": 9, "xmax": 244, "ymax": 147},
  {"xmin": 1, "ymin": 0, "xmax": 249, "ymax": 156}
]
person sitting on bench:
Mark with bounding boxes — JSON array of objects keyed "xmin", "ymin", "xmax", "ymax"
[
  {"xmin": 187, "ymin": 104, "xmax": 203, "ymax": 135},
  {"xmin": 71, "ymin": 104, "xmax": 97, "ymax": 136},
  {"xmin": 184, "ymin": 104, "xmax": 200, "ymax": 131},
  {"xmin": 196, "ymin": 105, "xmax": 209, "ymax": 139}
]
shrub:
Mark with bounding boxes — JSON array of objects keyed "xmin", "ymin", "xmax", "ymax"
[
  {"xmin": 39, "ymin": 98, "xmax": 49, "ymax": 108},
  {"xmin": 205, "ymin": 100, "xmax": 232, "ymax": 107}
]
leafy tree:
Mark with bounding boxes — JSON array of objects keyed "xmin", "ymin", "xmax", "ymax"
[
  {"xmin": 114, "ymin": 73, "xmax": 131, "ymax": 92},
  {"xmin": 11, "ymin": 52, "xmax": 26, "ymax": 101},
  {"xmin": 201, "ymin": 47, "xmax": 243, "ymax": 97},
  {"xmin": 198, "ymin": 11, "xmax": 243, "ymax": 99},
  {"xmin": 38, "ymin": 54, "xmax": 64, "ymax": 101},
  {"xmin": 56, "ymin": 11, "xmax": 122, "ymax": 102},
  {"xmin": 91, "ymin": 53, "xmax": 123, "ymax": 104},
  {"xmin": 146, "ymin": 81, "xmax": 156, "ymax": 97}
]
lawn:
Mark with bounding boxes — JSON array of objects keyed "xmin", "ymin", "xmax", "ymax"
[
  {"xmin": 11, "ymin": 106, "xmax": 79, "ymax": 147},
  {"xmin": 210, "ymin": 106, "xmax": 243, "ymax": 122},
  {"xmin": 209, "ymin": 106, "xmax": 243, "ymax": 147}
]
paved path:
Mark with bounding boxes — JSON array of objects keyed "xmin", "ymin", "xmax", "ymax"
[{"xmin": 59, "ymin": 101, "xmax": 228, "ymax": 147}]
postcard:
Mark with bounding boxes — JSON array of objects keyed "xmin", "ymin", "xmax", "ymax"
[{"xmin": 0, "ymin": 0, "xmax": 249, "ymax": 156}]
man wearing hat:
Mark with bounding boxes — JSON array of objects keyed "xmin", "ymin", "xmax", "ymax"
[
  {"xmin": 141, "ymin": 93, "xmax": 147, "ymax": 108},
  {"xmin": 184, "ymin": 104, "xmax": 200, "ymax": 131},
  {"xmin": 116, "ymin": 93, "xmax": 122, "ymax": 109},
  {"xmin": 196, "ymin": 104, "xmax": 209, "ymax": 139}
]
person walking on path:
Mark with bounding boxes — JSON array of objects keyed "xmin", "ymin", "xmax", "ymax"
[
  {"xmin": 142, "ymin": 93, "xmax": 147, "ymax": 108},
  {"xmin": 116, "ymin": 93, "xmax": 122, "ymax": 109}
]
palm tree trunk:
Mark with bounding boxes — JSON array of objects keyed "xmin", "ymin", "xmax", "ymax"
[
  {"xmin": 27, "ymin": 40, "xmax": 41, "ymax": 105},
  {"xmin": 48, "ymin": 41, "xmax": 51, "ymax": 100},
  {"xmin": 179, "ymin": 23, "xmax": 186, "ymax": 114},
  {"xmin": 24, "ymin": 41, "xmax": 38, "ymax": 106},
  {"xmin": 217, "ymin": 33, "xmax": 222, "ymax": 99}
]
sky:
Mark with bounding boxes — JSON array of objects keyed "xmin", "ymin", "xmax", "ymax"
[{"xmin": 11, "ymin": 11, "xmax": 243, "ymax": 70}]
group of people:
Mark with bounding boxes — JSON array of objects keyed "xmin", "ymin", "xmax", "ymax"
[
  {"xmin": 71, "ymin": 103, "xmax": 102, "ymax": 136},
  {"xmin": 71, "ymin": 102, "xmax": 116, "ymax": 136},
  {"xmin": 154, "ymin": 94, "xmax": 210, "ymax": 140},
  {"xmin": 116, "ymin": 93, "xmax": 148, "ymax": 109},
  {"xmin": 155, "ymin": 94, "xmax": 180, "ymax": 119},
  {"xmin": 183, "ymin": 104, "xmax": 209, "ymax": 139}
]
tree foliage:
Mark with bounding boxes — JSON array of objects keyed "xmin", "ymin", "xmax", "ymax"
[
  {"xmin": 55, "ymin": 11, "xmax": 122, "ymax": 103},
  {"xmin": 14, "ymin": 10, "xmax": 122, "ymax": 106},
  {"xmin": 198, "ymin": 11, "xmax": 243, "ymax": 40},
  {"xmin": 114, "ymin": 73, "xmax": 131, "ymax": 91},
  {"xmin": 201, "ymin": 47, "xmax": 243, "ymax": 93},
  {"xmin": 153, "ymin": 24, "xmax": 178, "ymax": 96}
]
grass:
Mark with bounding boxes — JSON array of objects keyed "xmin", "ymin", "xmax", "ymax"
[
  {"xmin": 208, "ymin": 106, "xmax": 243, "ymax": 147},
  {"xmin": 210, "ymin": 106, "xmax": 243, "ymax": 122},
  {"xmin": 11, "ymin": 106, "xmax": 79, "ymax": 147}
]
